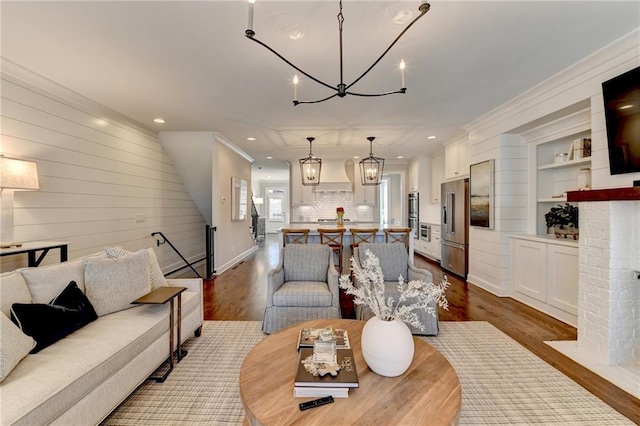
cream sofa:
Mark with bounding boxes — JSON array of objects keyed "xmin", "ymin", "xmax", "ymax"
[{"xmin": 0, "ymin": 248, "xmax": 204, "ymax": 426}]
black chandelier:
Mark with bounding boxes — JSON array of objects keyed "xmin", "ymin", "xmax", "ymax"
[
  {"xmin": 245, "ymin": 0, "xmax": 431, "ymax": 106},
  {"xmin": 299, "ymin": 137, "xmax": 322, "ymax": 186},
  {"xmin": 359, "ymin": 137, "xmax": 385, "ymax": 186}
]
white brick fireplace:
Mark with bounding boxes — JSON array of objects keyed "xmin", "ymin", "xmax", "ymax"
[{"xmin": 546, "ymin": 188, "xmax": 640, "ymax": 398}]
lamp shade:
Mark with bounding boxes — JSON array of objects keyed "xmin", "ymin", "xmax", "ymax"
[{"xmin": 0, "ymin": 156, "xmax": 40, "ymax": 190}]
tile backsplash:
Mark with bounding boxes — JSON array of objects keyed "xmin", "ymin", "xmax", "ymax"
[{"xmin": 292, "ymin": 192, "xmax": 374, "ymax": 222}]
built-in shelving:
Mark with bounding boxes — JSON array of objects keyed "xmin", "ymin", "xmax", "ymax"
[{"xmin": 537, "ymin": 157, "xmax": 591, "ymax": 171}]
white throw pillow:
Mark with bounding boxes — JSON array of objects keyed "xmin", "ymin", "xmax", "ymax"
[
  {"xmin": 21, "ymin": 259, "xmax": 86, "ymax": 303},
  {"xmin": 0, "ymin": 271, "xmax": 32, "ymax": 318},
  {"xmin": 84, "ymin": 249, "xmax": 151, "ymax": 317},
  {"xmin": 0, "ymin": 313, "xmax": 36, "ymax": 382},
  {"xmin": 105, "ymin": 246, "xmax": 167, "ymax": 290}
]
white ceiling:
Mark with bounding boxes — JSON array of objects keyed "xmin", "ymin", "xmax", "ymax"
[{"xmin": 2, "ymin": 1, "xmax": 639, "ymax": 181}]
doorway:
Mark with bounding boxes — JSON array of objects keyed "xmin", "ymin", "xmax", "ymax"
[{"xmin": 265, "ymin": 186, "xmax": 286, "ymax": 234}]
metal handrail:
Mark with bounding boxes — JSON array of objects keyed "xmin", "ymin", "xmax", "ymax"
[{"xmin": 151, "ymin": 231, "xmax": 203, "ymax": 279}]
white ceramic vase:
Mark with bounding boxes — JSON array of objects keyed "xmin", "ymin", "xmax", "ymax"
[{"xmin": 360, "ymin": 316, "xmax": 415, "ymax": 377}]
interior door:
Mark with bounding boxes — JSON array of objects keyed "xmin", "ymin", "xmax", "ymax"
[{"xmin": 265, "ymin": 187, "xmax": 286, "ymax": 233}]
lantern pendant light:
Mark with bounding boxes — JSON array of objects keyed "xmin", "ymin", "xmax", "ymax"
[
  {"xmin": 359, "ymin": 136, "xmax": 385, "ymax": 186},
  {"xmin": 299, "ymin": 137, "xmax": 322, "ymax": 186}
]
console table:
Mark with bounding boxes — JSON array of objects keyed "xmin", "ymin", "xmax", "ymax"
[
  {"xmin": 240, "ymin": 319, "xmax": 461, "ymax": 425},
  {"xmin": 0, "ymin": 241, "xmax": 69, "ymax": 267}
]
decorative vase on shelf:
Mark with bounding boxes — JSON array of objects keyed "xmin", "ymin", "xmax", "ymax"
[
  {"xmin": 337, "ymin": 215, "xmax": 344, "ymax": 227},
  {"xmin": 360, "ymin": 316, "xmax": 415, "ymax": 377},
  {"xmin": 576, "ymin": 168, "xmax": 591, "ymax": 190}
]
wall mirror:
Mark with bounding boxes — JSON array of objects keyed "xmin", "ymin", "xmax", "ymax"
[{"xmin": 232, "ymin": 177, "xmax": 248, "ymax": 221}]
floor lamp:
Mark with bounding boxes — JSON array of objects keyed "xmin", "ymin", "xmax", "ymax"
[{"xmin": 0, "ymin": 156, "xmax": 40, "ymax": 248}]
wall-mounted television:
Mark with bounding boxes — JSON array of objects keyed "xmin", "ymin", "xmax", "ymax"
[{"xmin": 602, "ymin": 66, "xmax": 640, "ymax": 175}]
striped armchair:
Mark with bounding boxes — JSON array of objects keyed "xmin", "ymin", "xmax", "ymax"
[
  {"xmin": 262, "ymin": 244, "xmax": 341, "ymax": 334},
  {"xmin": 354, "ymin": 242, "xmax": 439, "ymax": 335}
]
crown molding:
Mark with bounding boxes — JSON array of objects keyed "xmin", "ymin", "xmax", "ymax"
[{"xmin": 213, "ymin": 132, "xmax": 254, "ymax": 163}]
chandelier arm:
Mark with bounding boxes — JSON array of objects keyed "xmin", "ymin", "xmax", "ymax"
[
  {"xmin": 345, "ymin": 5, "xmax": 430, "ymax": 91},
  {"xmin": 246, "ymin": 35, "xmax": 338, "ymax": 92},
  {"xmin": 294, "ymin": 93, "xmax": 340, "ymax": 106},
  {"xmin": 346, "ymin": 88, "xmax": 406, "ymax": 97}
]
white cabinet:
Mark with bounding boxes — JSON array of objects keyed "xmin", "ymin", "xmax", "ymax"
[
  {"xmin": 414, "ymin": 224, "xmax": 441, "ymax": 261},
  {"xmin": 546, "ymin": 244, "xmax": 579, "ymax": 315},
  {"xmin": 444, "ymin": 139, "xmax": 469, "ymax": 180},
  {"xmin": 510, "ymin": 235, "xmax": 578, "ymax": 326},
  {"xmin": 355, "ymin": 163, "xmax": 377, "ymax": 205},
  {"xmin": 408, "ymin": 160, "xmax": 419, "ymax": 193},
  {"xmin": 430, "ymin": 154, "xmax": 444, "ymax": 203},
  {"xmin": 290, "ymin": 165, "xmax": 314, "ymax": 206}
]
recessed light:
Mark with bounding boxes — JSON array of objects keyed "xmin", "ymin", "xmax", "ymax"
[
  {"xmin": 266, "ymin": 156, "xmax": 273, "ymax": 160},
  {"xmin": 353, "ymin": 156, "xmax": 360, "ymax": 159},
  {"xmin": 619, "ymin": 104, "xmax": 634, "ymax": 110},
  {"xmin": 427, "ymin": 135, "xmax": 436, "ymax": 140},
  {"xmin": 267, "ymin": 175, "xmax": 272, "ymax": 179},
  {"xmin": 247, "ymin": 137, "xmax": 256, "ymax": 141},
  {"xmin": 397, "ymin": 156, "xmax": 404, "ymax": 159},
  {"xmin": 153, "ymin": 118, "xmax": 166, "ymax": 124}
]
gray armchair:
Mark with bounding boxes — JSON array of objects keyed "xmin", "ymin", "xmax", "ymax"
[
  {"xmin": 354, "ymin": 242, "xmax": 439, "ymax": 335},
  {"xmin": 262, "ymin": 244, "xmax": 341, "ymax": 334}
]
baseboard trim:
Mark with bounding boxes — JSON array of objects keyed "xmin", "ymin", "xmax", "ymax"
[
  {"xmin": 466, "ymin": 273, "xmax": 509, "ymax": 297},
  {"xmin": 215, "ymin": 245, "xmax": 259, "ymax": 275}
]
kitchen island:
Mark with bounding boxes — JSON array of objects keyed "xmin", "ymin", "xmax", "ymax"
[{"xmin": 277, "ymin": 224, "xmax": 415, "ymax": 270}]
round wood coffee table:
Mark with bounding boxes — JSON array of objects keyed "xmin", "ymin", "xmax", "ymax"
[{"xmin": 240, "ymin": 319, "xmax": 461, "ymax": 425}]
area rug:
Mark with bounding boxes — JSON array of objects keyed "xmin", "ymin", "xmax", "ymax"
[{"xmin": 102, "ymin": 321, "xmax": 632, "ymax": 425}]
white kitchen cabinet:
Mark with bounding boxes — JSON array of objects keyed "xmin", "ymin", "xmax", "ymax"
[
  {"xmin": 355, "ymin": 163, "xmax": 377, "ymax": 205},
  {"xmin": 414, "ymin": 238, "xmax": 428, "ymax": 256},
  {"xmin": 444, "ymin": 139, "xmax": 469, "ymax": 180},
  {"xmin": 408, "ymin": 159, "xmax": 419, "ymax": 193},
  {"xmin": 430, "ymin": 154, "xmax": 444, "ymax": 203},
  {"xmin": 290, "ymin": 165, "xmax": 314, "ymax": 206},
  {"xmin": 510, "ymin": 235, "xmax": 578, "ymax": 326},
  {"xmin": 430, "ymin": 225, "xmax": 441, "ymax": 260},
  {"xmin": 414, "ymin": 224, "xmax": 441, "ymax": 262}
]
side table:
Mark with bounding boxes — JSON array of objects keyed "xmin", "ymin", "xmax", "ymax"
[
  {"xmin": 0, "ymin": 241, "xmax": 69, "ymax": 266},
  {"xmin": 132, "ymin": 286, "xmax": 187, "ymax": 382}
]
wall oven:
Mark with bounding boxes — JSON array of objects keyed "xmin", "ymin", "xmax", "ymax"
[{"xmin": 419, "ymin": 223, "xmax": 431, "ymax": 242}]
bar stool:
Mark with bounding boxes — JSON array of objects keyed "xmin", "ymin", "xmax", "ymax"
[
  {"xmin": 282, "ymin": 229, "xmax": 310, "ymax": 246},
  {"xmin": 318, "ymin": 228, "xmax": 346, "ymax": 273},
  {"xmin": 349, "ymin": 228, "xmax": 379, "ymax": 252},
  {"xmin": 384, "ymin": 227, "xmax": 412, "ymax": 250}
]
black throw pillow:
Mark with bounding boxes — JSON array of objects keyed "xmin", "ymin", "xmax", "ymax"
[{"xmin": 11, "ymin": 281, "xmax": 98, "ymax": 353}]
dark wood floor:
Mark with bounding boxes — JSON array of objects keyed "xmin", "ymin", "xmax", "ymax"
[{"xmin": 203, "ymin": 234, "xmax": 639, "ymax": 423}]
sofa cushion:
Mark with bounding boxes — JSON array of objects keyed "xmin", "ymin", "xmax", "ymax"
[
  {"xmin": 0, "ymin": 303, "xmax": 169, "ymax": 426},
  {"xmin": 358, "ymin": 243, "xmax": 409, "ymax": 282},
  {"xmin": 283, "ymin": 244, "xmax": 330, "ymax": 282},
  {"xmin": 84, "ymin": 249, "xmax": 151, "ymax": 317},
  {"xmin": 11, "ymin": 282, "xmax": 98, "ymax": 353},
  {"xmin": 273, "ymin": 281, "xmax": 333, "ymax": 307},
  {"xmin": 0, "ymin": 313, "xmax": 36, "ymax": 383},
  {"xmin": 105, "ymin": 247, "xmax": 167, "ymax": 290},
  {"xmin": 21, "ymin": 259, "xmax": 87, "ymax": 304},
  {"xmin": 0, "ymin": 271, "xmax": 32, "ymax": 318}
]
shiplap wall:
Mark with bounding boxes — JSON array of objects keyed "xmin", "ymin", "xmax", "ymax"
[
  {"xmin": 0, "ymin": 69, "xmax": 206, "ymax": 274},
  {"xmin": 462, "ymin": 29, "xmax": 639, "ymax": 297}
]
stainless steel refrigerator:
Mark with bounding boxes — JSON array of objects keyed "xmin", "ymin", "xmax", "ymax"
[{"xmin": 441, "ymin": 179, "xmax": 469, "ymax": 279}]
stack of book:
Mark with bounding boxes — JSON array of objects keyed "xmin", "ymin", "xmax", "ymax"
[
  {"xmin": 297, "ymin": 327, "xmax": 350, "ymax": 350},
  {"xmin": 294, "ymin": 328, "xmax": 358, "ymax": 398}
]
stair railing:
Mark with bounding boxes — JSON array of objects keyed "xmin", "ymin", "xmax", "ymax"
[{"xmin": 151, "ymin": 231, "xmax": 203, "ymax": 279}]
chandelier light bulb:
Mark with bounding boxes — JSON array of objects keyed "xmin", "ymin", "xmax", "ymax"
[
  {"xmin": 293, "ymin": 74, "xmax": 299, "ymax": 102},
  {"xmin": 247, "ymin": 0, "xmax": 256, "ymax": 32},
  {"xmin": 399, "ymin": 59, "xmax": 406, "ymax": 88}
]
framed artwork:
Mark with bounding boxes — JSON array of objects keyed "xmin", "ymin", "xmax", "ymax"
[
  {"xmin": 231, "ymin": 177, "xmax": 248, "ymax": 221},
  {"xmin": 469, "ymin": 159, "xmax": 494, "ymax": 229}
]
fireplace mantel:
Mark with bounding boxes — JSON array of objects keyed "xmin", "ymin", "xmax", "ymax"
[{"xmin": 566, "ymin": 187, "xmax": 640, "ymax": 202}]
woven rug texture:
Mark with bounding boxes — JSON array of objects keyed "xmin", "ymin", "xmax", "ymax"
[{"xmin": 102, "ymin": 321, "xmax": 632, "ymax": 425}]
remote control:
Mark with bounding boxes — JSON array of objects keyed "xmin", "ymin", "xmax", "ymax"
[{"xmin": 299, "ymin": 396, "xmax": 334, "ymax": 411}]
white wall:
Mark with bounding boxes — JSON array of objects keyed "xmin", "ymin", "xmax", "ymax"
[
  {"xmin": 462, "ymin": 29, "xmax": 640, "ymax": 296},
  {"xmin": 0, "ymin": 60, "xmax": 206, "ymax": 274}
]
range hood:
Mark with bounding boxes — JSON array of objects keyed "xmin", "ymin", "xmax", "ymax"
[{"xmin": 314, "ymin": 160, "xmax": 354, "ymax": 192}]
